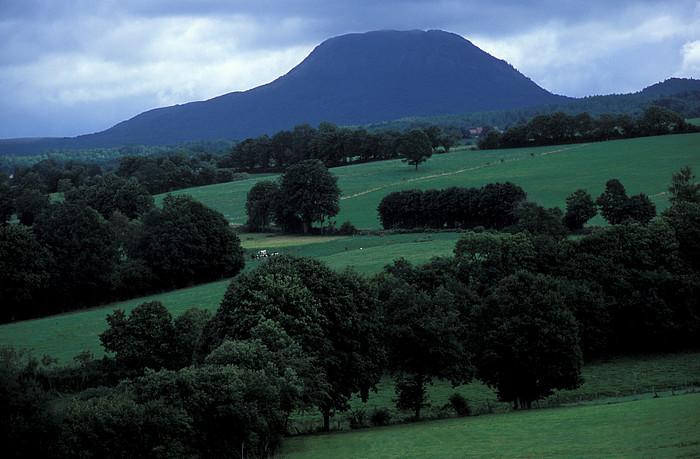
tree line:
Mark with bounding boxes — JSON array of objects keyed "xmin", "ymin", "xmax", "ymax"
[
  {"xmin": 2, "ymin": 167, "xmax": 698, "ymax": 457},
  {"xmin": 228, "ymin": 121, "xmax": 458, "ymax": 172},
  {"xmin": 377, "ymin": 178, "xmax": 658, "ymax": 232},
  {"xmin": 0, "ymin": 178, "xmax": 245, "ymax": 322},
  {"xmin": 478, "ymin": 106, "xmax": 699, "ymax": 150}
]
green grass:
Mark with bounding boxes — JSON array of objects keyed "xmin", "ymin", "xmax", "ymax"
[
  {"xmin": 157, "ymin": 133, "xmax": 700, "ymax": 229},
  {"xmin": 286, "ymin": 351, "xmax": 700, "ymax": 434},
  {"xmin": 0, "ymin": 279, "xmax": 230, "ymax": 363},
  {"xmin": 278, "ymin": 393, "xmax": 700, "ymax": 458}
]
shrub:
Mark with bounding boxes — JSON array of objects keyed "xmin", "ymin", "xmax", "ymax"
[
  {"xmin": 449, "ymin": 393, "xmax": 471, "ymax": 417},
  {"xmin": 370, "ymin": 408, "xmax": 391, "ymax": 427}
]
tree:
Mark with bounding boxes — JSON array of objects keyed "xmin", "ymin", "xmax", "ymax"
[
  {"xmin": 245, "ymin": 180, "xmax": 279, "ymax": 231},
  {"xmin": 398, "ymin": 128, "xmax": 433, "ymax": 170},
  {"xmin": 0, "ymin": 225, "xmax": 53, "ymax": 322},
  {"xmin": 33, "ymin": 201, "xmax": 119, "ymax": 309},
  {"xmin": 624, "ymin": 193, "xmax": 656, "ymax": 225},
  {"xmin": 277, "ymin": 159, "xmax": 340, "ymax": 233},
  {"xmin": 205, "ymin": 256, "xmax": 384, "ymax": 431},
  {"xmin": 454, "ymin": 232, "xmax": 536, "ymax": 295},
  {"xmin": 563, "ymin": 189, "xmax": 597, "ymax": 231},
  {"xmin": 136, "ymin": 194, "xmax": 245, "ymax": 288},
  {"xmin": 471, "ymin": 271, "xmax": 583, "ymax": 409},
  {"xmin": 596, "ymin": 179, "xmax": 628, "ymax": 224},
  {"xmin": 379, "ymin": 276, "xmax": 472, "ymax": 420},
  {"xmin": 668, "ymin": 165, "xmax": 700, "ymax": 204},
  {"xmin": 99, "ymin": 301, "xmax": 178, "ymax": 376},
  {"xmin": 65, "ymin": 173, "xmax": 154, "ymax": 219}
]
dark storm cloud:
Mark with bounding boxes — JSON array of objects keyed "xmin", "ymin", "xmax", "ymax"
[{"xmin": 0, "ymin": 0, "xmax": 698, "ymax": 138}]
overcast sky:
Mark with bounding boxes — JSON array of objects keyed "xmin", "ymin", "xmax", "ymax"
[{"xmin": 1, "ymin": 0, "xmax": 699, "ymax": 139}]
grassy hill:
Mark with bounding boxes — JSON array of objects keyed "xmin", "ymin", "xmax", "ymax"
[{"xmin": 157, "ymin": 133, "xmax": 700, "ymax": 229}]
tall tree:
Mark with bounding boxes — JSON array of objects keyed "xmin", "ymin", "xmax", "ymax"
[
  {"xmin": 379, "ymin": 275, "xmax": 472, "ymax": 420},
  {"xmin": 471, "ymin": 271, "xmax": 583, "ymax": 409},
  {"xmin": 245, "ymin": 180, "xmax": 279, "ymax": 232},
  {"xmin": 563, "ymin": 189, "xmax": 597, "ymax": 231},
  {"xmin": 596, "ymin": 179, "xmax": 629, "ymax": 224},
  {"xmin": 206, "ymin": 256, "xmax": 384, "ymax": 431},
  {"xmin": 277, "ymin": 159, "xmax": 340, "ymax": 234},
  {"xmin": 668, "ymin": 165, "xmax": 700, "ymax": 204},
  {"xmin": 398, "ymin": 128, "xmax": 433, "ymax": 170},
  {"xmin": 99, "ymin": 301, "xmax": 178, "ymax": 376}
]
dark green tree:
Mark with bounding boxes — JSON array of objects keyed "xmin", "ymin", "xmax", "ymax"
[
  {"xmin": 0, "ymin": 225, "xmax": 53, "ymax": 322},
  {"xmin": 65, "ymin": 173, "xmax": 154, "ymax": 220},
  {"xmin": 596, "ymin": 179, "xmax": 629, "ymax": 224},
  {"xmin": 206, "ymin": 256, "xmax": 384, "ymax": 431},
  {"xmin": 563, "ymin": 189, "xmax": 598, "ymax": 231},
  {"xmin": 399, "ymin": 128, "xmax": 433, "ymax": 170},
  {"xmin": 245, "ymin": 180, "xmax": 280, "ymax": 232},
  {"xmin": 623, "ymin": 193, "xmax": 656, "ymax": 225},
  {"xmin": 99, "ymin": 301, "xmax": 178, "ymax": 376},
  {"xmin": 380, "ymin": 277, "xmax": 472, "ymax": 420},
  {"xmin": 277, "ymin": 159, "xmax": 340, "ymax": 233},
  {"xmin": 136, "ymin": 194, "xmax": 245, "ymax": 288},
  {"xmin": 668, "ymin": 165, "xmax": 700, "ymax": 204},
  {"xmin": 33, "ymin": 201, "xmax": 119, "ymax": 309},
  {"xmin": 471, "ymin": 271, "xmax": 583, "ymax": 409}
]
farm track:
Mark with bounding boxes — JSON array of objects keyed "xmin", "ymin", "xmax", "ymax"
[{"xmin": 340, "ymin": 144, "xmax": 591, "ymax": 200}]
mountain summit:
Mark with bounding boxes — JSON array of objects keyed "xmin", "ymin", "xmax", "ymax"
[{"xmin": 22, "ymin": 30, "xmax": 573, "ymax": 148}]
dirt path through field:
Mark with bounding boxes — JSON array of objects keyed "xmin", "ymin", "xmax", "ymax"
[{"xmin": 340, "ymin": 143, "xmax": 590, "ymax": 200}]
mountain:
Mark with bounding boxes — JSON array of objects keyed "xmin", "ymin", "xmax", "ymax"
[{"xmin": 1, "ymin": 29, "xmax": 571, "ymax": 153}]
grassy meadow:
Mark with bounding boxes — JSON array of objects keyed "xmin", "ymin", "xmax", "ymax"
[{"xmin": 278, "ymin": 392, "xmax": 700, "ymax": 458}]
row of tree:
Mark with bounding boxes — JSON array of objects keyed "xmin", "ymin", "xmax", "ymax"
[
  {"xmin": 228, "ymin": 122, "xmax": 457, "ymax": 172},
  {"xmin": 377, "ymin": 182, "xmax": 527, "ymax": 230},
  {"xmin": 478, "ymin": 106, "xmax": 698, "ymax": 149},
  {"xmin": 377, "ymin": 177, "xmax": 658, "ymax": 233},
  {"xmin": 5, "ymin": 148, "xmax": 242, "ymax": 198}
]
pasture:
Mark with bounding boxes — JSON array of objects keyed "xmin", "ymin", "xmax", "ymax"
[
  {"xmin": 278, "ymin": 393, "xmax": 700, "ymax": 458},
  {"xmin": 157, "ymin": 133, "xmax": 700, "ymax": 228}
]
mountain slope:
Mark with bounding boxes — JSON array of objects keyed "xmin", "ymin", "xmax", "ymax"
[{"xmin": 5, "ymin": 30, "xmax": 571, "ymax": 151}]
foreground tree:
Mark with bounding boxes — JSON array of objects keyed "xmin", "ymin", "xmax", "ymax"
[
  {"xmin": 471, "ymin": 271, "xmax": 583, "ymax": 409},
  {"xmin": 380, "ymin": 277, "xmax": 473, "ymax": 420},
  {"xmin": 205, "ymin": 256, "xmax": 384, "ymax": 431},
  {"xmin": 399, "ymin": 129, "xmax": 433, "ymax": 170},
  {"xmin": 276, "ymin": 159, "xmax": 340, "ymax": 233}
]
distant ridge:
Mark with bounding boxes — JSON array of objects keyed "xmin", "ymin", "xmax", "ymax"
[{"xmin": 1, "ymin": 30, "xmax": 570, "ymax": 153}]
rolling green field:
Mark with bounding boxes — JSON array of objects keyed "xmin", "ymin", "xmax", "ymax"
[
  {"xmin": 158, "ymin": 133, "xmax": 700, "ymax": 228},
  {"xmin": 278, "ymin": 393, "xmax": 700, "ymax": 458}
]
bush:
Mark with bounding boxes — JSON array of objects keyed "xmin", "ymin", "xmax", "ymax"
[
  {"xmin": 348, "ymin": 407, "xmax": 368, "ymax": 429},
  {"xmin": 449, "ymin": 393, "xmax": 471, "ymax": 417},
  {"xmin": 370, "ymin": 408, "xmax": 391, "ymax": 427},
  {"xmin": 339, "ymin": 220, "xmax": 357, "ymax": 235}
]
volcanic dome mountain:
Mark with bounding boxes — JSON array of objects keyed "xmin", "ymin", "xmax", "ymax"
[{"xmin": 34, "ymin": 30, "xmax": 574, "ymax": 148}]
